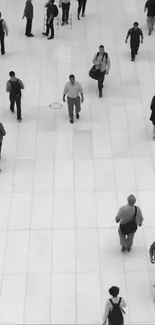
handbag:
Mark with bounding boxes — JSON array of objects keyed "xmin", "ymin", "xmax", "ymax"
[
  {"xmin": 89, "ymin": 65, "xmax": 102, "ymax": 80},
  {"xmin": 120, "ymin": 206, "xmax": 137, "ymax": 235}
]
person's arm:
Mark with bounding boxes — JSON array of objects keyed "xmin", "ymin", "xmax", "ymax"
[
  {"xmin": 92, "ymin": 53, "xmax": 98, "ymax": 65},
  {"xmin": 2, "ymin": 20, "xmax": 8, "ymax": 35},
  {"xmin": 120, "ymin": 297, "xmax": 127, "ymax": 308},
  {"xmin": 0, "ymin": 124, "xmax": 6, "ymax": 136},
  {"xmin": 102, "ymin": 301, "xmax": 110, "ymax": 325},
  {"xmin": 140, "ymin": 30, "xmax": 144, "ymax": 43},
  {"xmin": 150, "ymin": 97, "xmax": 155, "ymax": 110},
  {"xmin": 149, "ymin": 243, "xmax": 155, "ymax": 263},
  {"xmin": 125, "ymin": 30, "xmax": 130, "ymax": 43},
  {"xmin": 144, "ymin": 1, "xmax": 148, "ymax": 12},
  {"xmin": 115, "ymin": 208, "xmax": 122, "ymax": 223},
  {"xmin": 79, "ymin": 83, "xmax": 84, "ymax": 102},
  {"xmin": 22, "ymin": 2, "xmax": 28, "ymax": 18},
  {"xmin": 63, "ymin": 84, "xmax": 68, "ymax": 101},
  {"xmin": 6, "ymin": 81, "xmax": 11, "ymax": 93},
  {"xmin": 106, "ymin": 56, "xmax": 110, "ymax": 74},
  {"xmin": 137, "ymin": 207, "xmax": 144, "ymax": 226},
  {"xmin": 19, "ymin": 80, "xmax": 25, "ymax": 90}
]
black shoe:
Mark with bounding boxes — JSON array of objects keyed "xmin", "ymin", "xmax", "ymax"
[
  {"xmin": 17, "ymin": 118, "xmax": 22, "ymax": 123},
  {"xmin": 70, "ymin": 119, "xmax": 73, "ymax": 124},
  {"xmin": 127, "ymin": 247, "xmax": 131, "ymax": 252},
  {"xmin": 121, "ymin": 247, "xmax": 126, "ymax": 252},
  {"xmin": 27, "ymin": 34, "xmax": 34, "ymax": 37},
  {"xmin": 10, "ymin": 110, "xmax": 15, "ymax": 113},
  {"xmin": 66, "ymin": 21, "xmax": 69, "ymax": 24},
  {"xmin": 76, "ymin": 113, "xmax": 79, "ymax": 119},
  {"xmin": 42, "ymin": 32, "xmax": 48, "ymax": 36},
  {"xmin": 148, "ymin": 30, "xmax": 152, "ymax": 35},
  {"xmin": 48, "ymin": 36, "xmax": 54, "ymax": 40},
  {"xmin": 131, "ymin": 57, "xmax": 135, "ymax": 61},
  {"xmin": 1, "ymin": 52, "xmax": 5, "ymax": 55},
  {"xmin": 77, "ymin": 14, "xmax": 80, "ymax": 20}
]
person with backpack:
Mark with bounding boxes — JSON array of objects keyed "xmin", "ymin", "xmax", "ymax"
[
  {"xmin": 102, "ymin": 286, "xmax": 126, "ymax": 325},
  {"xmin": 22, "ymin": 0, "xmax": 34, "ymax": 37},
  {"xmin": 92, "ymin": 45, "xmax": 110, "ymax": 97},
  {"xmin": 144, "ymin": 0, "xmax": 155, "ymax": 35},
  {"xmin": 125, "ymin": 22, "xmax": 143, "ymax": 61},
  {"xmin": 0, "ymin": 122, "xmax": 6, "ymax": 171},
  {"xmin": 45, "ymin": 0, "xmax": 59, "ymax": 39},
  {"xmin": 0, "ymin": 12, "xmax": 8, "ymax": 55},
  {"xmin": 6, "ymin": 71, "xmax": 24, "ymax": 122},
  {"xmin": 116, "ymin": 195, "xmax": 144, "ymax": 252},
  {"xmin": 150, "ymin": 95, "xmax": 155, "ymax": 140},
  {"xmin": 59, "ymin": 0, "xmax": 70, "ymax": 26}
]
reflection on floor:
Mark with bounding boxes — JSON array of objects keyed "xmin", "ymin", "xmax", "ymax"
[{"xmin": 0, "ymin": 0, "xmax": 155, "ymax": 324}]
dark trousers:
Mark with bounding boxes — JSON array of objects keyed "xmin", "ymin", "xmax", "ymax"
[
  {"xmin": 62, "ymin": 2, "xmax": 70, "ymax": 23},
  {"xmin": 0, "ymin": 32, "xmax": 5, "ymax": 54},
  {"xmin": 0, "ymin": 142, "xmax": 2, "ymax": 159},
  {"xmin": 67, "ymin": 96, "xmax": 81, "ymax": 120},
  {"xmin": 130, "ymin": 42, "xmax": 140, "ymax": 59},
  {"xmin": 25, "ymin": 18, "xmax": 32, "ymax": 36},
  {"xmin": 45, "ymin": 22, "xmax": 50, "ymax": 35},
  {"xmin": 78, "ymin": 0, "xmax": 87, "ymax": 16},
  {"xmin": 49, "ymin": 19, "xmax": 54, "ymax": 37},
  {"xmin": 98, "ymin": 70, "xmax": 106, "ymax": 92},
  {"xmin": 10, "ymin": 95, "xmax": 22, "ymax": 120}
]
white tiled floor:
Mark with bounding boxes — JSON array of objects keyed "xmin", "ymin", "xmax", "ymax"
[{"xmin": 0, "ymin": 0, "xmax": 155, "ymax": 324}]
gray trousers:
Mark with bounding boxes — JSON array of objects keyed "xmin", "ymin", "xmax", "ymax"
[
  {"xmin": 118, "ymin": 228, "xmax": 135, "ymax": 249},
  {"xmin": 67, "ymin": 96, "xmax": 81, "ymax": 119},
  {"xmin": 147, "ymin": 16, "xmax": 155, "ymax": 31}
]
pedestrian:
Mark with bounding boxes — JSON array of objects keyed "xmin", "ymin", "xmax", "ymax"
[
  {"xmin": 125, "ymin": 22, "xmax": 143, "ymax": 61},
  {"xmin": 144, "ymin": 0, "xmax": 155, "ymax": 35},
  {"xmin": 102, "ymin": 286, "xmax": 126, "ymax": 325},
  {"xmin": 92, "ymin": 45, "xmax": 110, "ymax": 97},
  {"xmin": 116, "ymin": 195, "xmax": 143, "ymax": 252},
  {"xmin": 0, "ymin": 122, "xmax": 6, "ymax": 171},
  {"xmin": 6, "ymin": 71, "xmax": 24, "ymax": 122},
  {"xmin": 0, "ymin": 12, "xmax": 8, "ymax": 55},
  {"xmin": 77, "ymin": 0, "xmax": 87, "ymax": 19},
  {"xmin": 22, "ymin": 0, "xmax": 34, "ymax": 37},
  {"xmin": 150, "ymin": 95, "xmax": 155, "ymax": 140},
  {"xmin": 63, "ymin": 74, "xmax": 84, "ymax": 124},
  {"xmin": 43, "ymin": 0, "xmax": 58, "ymax": 39},
  {"xmin": 149, "ymin": 242, "xmax": 155, "ymax": 264},
  {"xmin": 59, "ymin": 0, "xmax": 70, "ymax": 25}
]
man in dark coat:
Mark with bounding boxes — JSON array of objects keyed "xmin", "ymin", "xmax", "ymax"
[
  {"xmin": 144, "ymin": 0, "xmax": 155, "ymax": 35},
  {"xmin": 42, "ymin": 0, "xmax": 58, "ymax": 39},
  {"xmin": 125, "ymin": 22, "xmax": 143, "ymax": 61},
  {"xmin": 22, "ymin": 0, "xmax": 34, "ymax": 37}
]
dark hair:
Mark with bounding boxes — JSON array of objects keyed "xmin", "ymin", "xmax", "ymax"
[
  {"xmin": 133, "ymin": 22, "xmax": 139, "ymax": 26},
  {"xmin": 99, "ymin": 45, "xmax": 104, "ymax": 49},
  {"xmin": 9, "ymin": 71, "xmax": 15, "ymax": 77},
  {"xmin": 109, "ymin": 286, "xmax": 119, "ymax": 297},
  {"xmin": 69, "ymin": 74, "xmax": 75, "ymax": 79}
]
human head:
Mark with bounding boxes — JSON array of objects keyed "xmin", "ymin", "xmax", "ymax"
[
  {"xmin": 127, "ymin": 194, "xmax": 136, "ymax": 206},
  {"xmin": 99, "ymin": 45, "xmax": 105, "ymax": 54},
  {"xmin": 9, "ymin": 71, "xmax": 15, "ymax": 78},
  {"xmin": 69, "ymin": 74, "xmax": 75, "ymax": 84},
  {"xmin": 109, "ymin": 286, "xmax": 119, "ymax": 298},
  {"xmin": 133, "ymin": 22, "xmax": 139, "ymax": 29}
]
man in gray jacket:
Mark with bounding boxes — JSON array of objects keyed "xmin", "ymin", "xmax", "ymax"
[
  {"xmin": 92, "ymin": 45, "xmax": 110, "ymax": 98},
  {"xmin": 22, "ymin": 0, "xmax": 34, "ymax": 37}
]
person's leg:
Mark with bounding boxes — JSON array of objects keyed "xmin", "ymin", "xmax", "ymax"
[
  {"xmin": 82, "ymin": 0, "xmax": 87, "ymax": 16},
  {"xmin": 10, "ymin": 94, "xmax": 15, "ymax": 112},
  {"xmin": 77, "ymin": 0, "xmax": 82, "ymax": 19},
  {"xmin": 98, "ymin": 71, "xmax": 106, "ymax": 97},
  {"xmin": 67, "ymin": 97, "xmax": 74, "ymax": 122},
  {"xmin": 147, "ymin": 16, "xmax": 154, "ymax": 34},
  {"xmin": 0, "ymin": 142, "xmax": 2, "ymax": 160},
  {"xmin": 153, "ymin": 125, "xmax": 155, "ymax": 140},
  {"xmin": 131, "ymin": 44, "xmax": 135, "ymax": 61},
  {"xmin": 74, "ymin": 96, "xmax": 81, "ymax": 118},
  {"xmin": 0, "ymin": 33, "xmax": 5, "ymax": 54},
  {"xmin": 118, "ymin": 228, "xmax": 127, "ymax": 251},
  {"xmin": 62, "ymin": 3, "xmax": 65, "ymax": 24},
  {"xmin": 48, "ymin": 19, "xmax": 54, "ymax": 39},
  {"xmin": 126, "ymin": 233, "xmax": 135, "ymax": 251},
  {"xmin": 135, "ymin": 42, "xmax": 140, "ymax": 55},
  {"xmin": 66, "ymin": 2, "xmax": 70, "ymax": 23},
  {"xmin": 16, "ymin": 97, "xmax": 22, "ymax": 121}
]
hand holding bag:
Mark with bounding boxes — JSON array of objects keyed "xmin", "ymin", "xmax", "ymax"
[{"xmin": 89, "ymin": 65, "xmax": 102, "ymax": 80}]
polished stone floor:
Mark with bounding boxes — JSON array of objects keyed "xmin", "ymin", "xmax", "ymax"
[{"xmin": 0, "ymin": 0, "xmax": 155, "ymax": 324}]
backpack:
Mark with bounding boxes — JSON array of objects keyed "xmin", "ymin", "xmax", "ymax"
[
  {"xmin": 108, "ymin": 298, "xmax": 125, "ymax": 325},
  {"xmin": 9, "ymin": 79, "xmax": 21, "ymax": 97},
  {"xmin": 96, "ymin": 51, "xmax": 108, "ymax": 63},
  {"xmin": 120, "ymin": 206, "xmax": 137, "ymax": 235}
]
